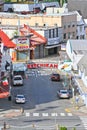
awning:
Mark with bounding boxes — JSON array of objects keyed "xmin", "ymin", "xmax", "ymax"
[
  {"xmin": 0, "ymin": 29, "xmax": 16, "ymax": 48},
  {"xmin": 45, "ymin": 44, "xmax": 61, "ymax": 49},
  {"xmin": 20, "ymin": 25, "xmax": 47, "ymax": 46}
]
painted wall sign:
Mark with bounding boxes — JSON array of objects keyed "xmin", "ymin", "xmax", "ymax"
[{"xmin": 27, "ymin": 63, "xmax": 58, "ymax": 69}]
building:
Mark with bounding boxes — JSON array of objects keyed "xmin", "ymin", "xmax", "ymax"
[
  {"xmin": 0, "ymin": 0, "xmax": 4, "ymax": 11},
  {"xmin": 3, "ymin": 2, "xmax": 59, "ymax": 13},
  {"xmin": 66, "ymin": 39, "xmax": 87, "ymax": 70},
  {"xmin": 76, "ymin": 11, "xmax": 86, "ymax": 39},
  {"xmin": 67, "ymin": 0, "xmax": 87, "ymax": 19},
  {"xmin": 0, "ymin": 24, "xmax": 63, "ymax": 62},
  {"xmin": 0, "ymin": 11, "xmax": 77, "ymax": 43}
]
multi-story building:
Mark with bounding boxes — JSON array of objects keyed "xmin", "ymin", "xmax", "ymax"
[
  {"xmin": 0, "ymin": 11, "xmax": 77, "ymax": 42},
  {"xmin": 76, "ymin": 11, "xmax": 86, "ymax": 39}
]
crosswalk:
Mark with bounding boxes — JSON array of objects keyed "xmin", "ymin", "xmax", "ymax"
[
  {"xmin": 26, "ymin": 70, "xmax": 51, "ymax": 76},
  {"xmin": 80, "ymin": 117, "xmax": 87, "ymax": 130},
  {"xmin": 25, "ymin": 112, "xmax": 73, "ymax": 117}
]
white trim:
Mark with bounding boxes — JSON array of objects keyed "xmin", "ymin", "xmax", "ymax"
[{"xmin": 45, "ymin": 44, "xmax": 60, "ymax": 49}]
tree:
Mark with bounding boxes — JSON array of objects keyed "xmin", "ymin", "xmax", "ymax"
[{"xmin": 57, "ymin": 0, "xmax": 67, "ymax": 7}]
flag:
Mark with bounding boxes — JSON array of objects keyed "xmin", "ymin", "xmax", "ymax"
[{"xmin": 2, "ymin": 77, "xmax": 8, "ymax": 86}]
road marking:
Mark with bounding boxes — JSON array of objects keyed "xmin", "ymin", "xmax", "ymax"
[
  {"xmin": 25, "ymin": 112, "xmax": 30, "ymax": 117},
  {"xmin": 67, "ymin": 113, "xmax": 73, "ymax": 116},
  {"xmin": 51, "ymin": 113, "xmax": 58, "ymax": 116},
  {"xmin": 42, "ymin": 113, "xmax": 49, "ymax": 117},
  {"xmin": 60, "ymin": 113, "xmax": 65, "ymax": 116},
  {"xmin": 80, "ymin": 117, "xmax": 87, "ymax": 129},
  {"xmin": 33, "ymin": 113, "xmax": 39, "ymax": 117},
  {"xmin": 25, "ymin": 112, "xmax": 73, "ymax": 117}
]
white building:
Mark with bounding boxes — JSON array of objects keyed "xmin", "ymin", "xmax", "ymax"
[
  {"xmin": 75, "ymin": 11, "xmax": 86, "ymax": 39},
  {"xmin": 66, "ymin": 39, "xmax": 87, "ymax": 70}
]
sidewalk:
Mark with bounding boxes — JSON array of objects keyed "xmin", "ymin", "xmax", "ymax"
[{"xmin": 0, "ymin": 109, "xmax": 22, "ymax": 118}]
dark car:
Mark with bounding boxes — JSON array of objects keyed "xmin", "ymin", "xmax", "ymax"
[{"xmin": 51, "ymin": 73, "xmax": 60, "ymax": 81}]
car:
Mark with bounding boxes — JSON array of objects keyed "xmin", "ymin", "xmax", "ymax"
[
  {"xmin": 51, "ymin": 73, "xmax": 60, "ymax": 81},
  {"xmin": 15, "ymin": 94, "xmax": 26, "ymax": 104},
  {"xmin": 13, "ymin": 75, "xmax": 24, "ymax": 86},
  {"xmin": 57, "ymin": 89, "xmax": 70, "ymax": 99}
]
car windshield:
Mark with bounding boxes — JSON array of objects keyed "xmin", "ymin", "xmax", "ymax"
[
  {"xmin": 17, "ymin": 95, "xmax": 24, "ymax": 98},
  {"xmin": 53, "ymin": 74, "xmax": 59, "ymax": 76},
  {"xmin": 14, "ymin": 77, "xmax": 22, "ymax": 80},
  {"xmin": 60, "ymin": 90, "xmax": 68, "ymax": 93}
]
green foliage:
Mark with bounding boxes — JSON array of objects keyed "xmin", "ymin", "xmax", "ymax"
[
  {"xmin": 59, "ymin": 126, "xmax": 67, "ymax": 130},
  {"xmin": 72, "ymin": 128, "xmax": 76, "ymax": 130}
]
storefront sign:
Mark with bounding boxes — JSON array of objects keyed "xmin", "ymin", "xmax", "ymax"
[{"xmin": 27, "ymin": 63, "xmax": 58, "ymax": 69}]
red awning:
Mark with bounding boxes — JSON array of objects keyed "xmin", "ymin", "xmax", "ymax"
[
  {"xmin": 0, "ymin": 29, "xmax": 16, "ymax": 48},
  {"xmin": 20, "ymin": 25, "xmax": 47, "ymax": 46}
]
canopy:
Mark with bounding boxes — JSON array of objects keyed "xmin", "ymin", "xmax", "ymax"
[
  {"xmin": 20, "ymin": 24, "xmax": 47, "ymax": 46},
  {"xmin": 0, "ymin": 29, "xmax": 16, "ymax": 48}
]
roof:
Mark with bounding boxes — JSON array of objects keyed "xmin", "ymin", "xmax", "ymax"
[
  {"xmin": 78, "ymin": 55, "xmax": 87, "ymax": 75},
  {"xmin": 20, "ymin": 24, "xmax": 47, "ymax": 46},
  {"xmin": 68, "ymin": 39, "xmax": 87, "ymax": 54},
  {"xmin": 67, "ymin": 0, "xmax": 87, "ymax": 18},
  {"xmin": 0, "ymin": 29, "xmax": 16, "ymax": 48}
]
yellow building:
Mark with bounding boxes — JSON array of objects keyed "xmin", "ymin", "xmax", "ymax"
[{"xmin": 0, "ymin": 11, "xmax": 77, "ymax": 42}]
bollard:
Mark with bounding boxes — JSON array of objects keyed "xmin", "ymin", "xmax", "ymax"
[{"xmin": 20, "ymin": 108, "xmax": 24, "ymax": 114}]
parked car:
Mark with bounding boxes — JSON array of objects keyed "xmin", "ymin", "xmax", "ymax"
[
  {"xmin": 13, "ymin": 75, "xmax": 24, "ymax": 86},
  {"xmin": 57, "ymin": 89, "xmax": 70, "ymax": 99},
  {"xmin": 51, "ymin": 73, "xmax": 60, "ymax": 81},
  {"xmin": 15, "ymin": 94, "xmax": 26, "ymax": 104}
]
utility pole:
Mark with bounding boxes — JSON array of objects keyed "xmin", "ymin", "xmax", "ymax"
[{"xmin": 0, "ymin": 41, "xmax": 2, "ymax": 90}]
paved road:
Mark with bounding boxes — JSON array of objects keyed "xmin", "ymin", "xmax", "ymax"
[{"xmin": 0, "ymin": 68, "xmax": 86, "ymax": 130}]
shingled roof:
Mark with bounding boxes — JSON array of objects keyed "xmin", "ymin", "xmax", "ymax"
[{"xmin": 67, "ymin": 0, "xmax": 87, "ymax": 18}]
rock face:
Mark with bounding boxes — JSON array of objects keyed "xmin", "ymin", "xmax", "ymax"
[{"xmin": 67, "ymin": 0, "xmax": 87, "ymax": 18}]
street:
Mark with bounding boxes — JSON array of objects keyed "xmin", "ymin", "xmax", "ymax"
[{"xmin": 0, "ymin": 68, "xmax": 86, "ymax": 130}]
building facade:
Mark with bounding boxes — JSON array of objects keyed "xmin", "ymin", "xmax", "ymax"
[{"xmin": 0, "ymin": 11, "xmax": 77, "ymax": 43}]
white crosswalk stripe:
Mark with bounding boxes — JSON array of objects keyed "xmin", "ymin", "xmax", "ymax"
[
  {"xmin": 80, "ymin": 117, "xmax": 87, "ymax": 129},
  {"xmin": 25, "ymin": 112, "xmax": 73, "ymax": 117}
]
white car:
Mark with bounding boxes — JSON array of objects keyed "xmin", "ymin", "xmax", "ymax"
[
  {"xmin": 57, "ymin": 89, "xmax": 70, "ymax": 99},
  {"xmin": 15, "ymin": 94, "xmax": 26, "ymax": 103},
  {"xmin": 13, "ymin": 75, "xmax": 23, "ymax": 86}
]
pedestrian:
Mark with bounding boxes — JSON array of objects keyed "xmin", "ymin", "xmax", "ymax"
[{"xmin": 3, "ymin": 122, "xmax": 6, "ymax": 129}]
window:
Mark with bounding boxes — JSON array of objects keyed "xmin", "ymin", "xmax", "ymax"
[
  {"xmin": 80, "ymin": 26, "xmax": 82, "ymax": 32},
  {"xmin": 53, "ymin": 29, "xmax": 55, "ymax": 38},
  {"xmin": 63, "ymin": 33, "xmax": 66, "ymax": 39},
  {"xmin": 72, "ymin": 24, "xmax": 75, "ymax": 27},
  {"xmin": 49, "ymin": 30, "xmax": 51, "ymax": 38},
  {"xmin": 35, "ymin": 23, "xmax": 39, "ymax": 27},
  {"xmin": 68, "ymin": 32, "xmax": 70, "ymax": 39},
  {"xmin": 72, "ymin": 32, "xmax": 75, "ymax": 37},
  {"xmin": 56, "ymin": 28, "xmax": 58, "ymax": 37},
  {"xmin": 68, "ymin": 25, "xmax": 70, "ymax": 28},
  {"xmin": 64, "ymin": 25, "xmax": 66, "ymax": 29}
]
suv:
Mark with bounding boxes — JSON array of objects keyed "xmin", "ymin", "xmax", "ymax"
[{"xmin": 13, "ymin": 75, "xmax": 23, "ymax": 86}]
